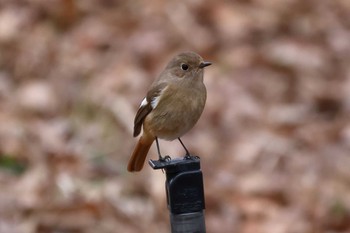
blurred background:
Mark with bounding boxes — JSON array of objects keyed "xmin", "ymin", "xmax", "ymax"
[{"xmin": 0, "ymin": 0, "xmax": 350, "ymax": 232}]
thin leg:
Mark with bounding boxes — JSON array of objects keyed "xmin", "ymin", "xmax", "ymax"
[
  {"xmin": 155, "ymin": 137, "xmax": 162, "ymax": 160},
  {"xmin": 178, "ymin": 138, "xmax": 190, "ymax": 156},
  {"xmin": 156, "ymin": 137, "xmax": 171, "ymax": 162}
]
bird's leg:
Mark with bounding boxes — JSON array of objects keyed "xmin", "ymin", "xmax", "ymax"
[
  {"xmin": 155, "ymin": 137, "xmax": 162, "ymax": 160},
  {"xmin": 178, "ymin": 137, "xmax": 191, "ymax": 159},
  {"xmin": 156, "ymin": 137, "xmax": 171, "ymax": 162}
]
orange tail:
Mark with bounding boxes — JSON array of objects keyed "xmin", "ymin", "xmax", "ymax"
[{"xmin": 128, "ymin": 135, "xmax": 154, "ymax": 172}]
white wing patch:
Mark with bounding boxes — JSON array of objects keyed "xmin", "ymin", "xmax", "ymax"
[
  {"xmin": 139, "ymin": 97, "xmax": 148, "ymax": 108},
  {"xmin": 151, "ymin": 85, "xmax": 167, "ymax": 109},
  {"xmin": 151, "ymin": 95, "xmax": 160, "ymax": 109}
]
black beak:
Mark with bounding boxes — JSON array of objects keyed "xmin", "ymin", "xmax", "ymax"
[{"xmin": 199, "ymin": 61, "xmax": 212, "ymax": 68}]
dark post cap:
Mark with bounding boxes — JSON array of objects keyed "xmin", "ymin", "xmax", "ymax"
[{"xmin": 149, "ymin": 156, "xmax": 205, "ymax": 214}]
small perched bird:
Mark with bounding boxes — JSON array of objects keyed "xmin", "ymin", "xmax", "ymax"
[{"xmin": 128, "ymin": 52, "xmax": 211, "ymax": 172}]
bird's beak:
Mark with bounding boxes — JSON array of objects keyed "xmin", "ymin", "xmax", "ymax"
[{"xmin": 199, "ymin": 61, "xmax": 212, "ymax": 68}]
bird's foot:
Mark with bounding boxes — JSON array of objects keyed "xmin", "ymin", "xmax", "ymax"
[
  {"xmin": 184, "ymin": 154, "xmax": 199, "ymax": 160},
  {"xmin": 159, "ymin": 155, "xmax": 171, "ymax": 162}
]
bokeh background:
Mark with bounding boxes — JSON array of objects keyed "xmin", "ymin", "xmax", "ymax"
[{"xmin": 1, "ymin": 0, "xmax": 350, "ymax": 232}]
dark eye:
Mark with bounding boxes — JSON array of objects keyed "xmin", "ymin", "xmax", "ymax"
[{"xmin": 181, "ymin": 63, "xmax": 189, "ymax": 71}]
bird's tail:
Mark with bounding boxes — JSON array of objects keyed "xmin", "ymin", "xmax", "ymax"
[{"xmin": 127, "ymin": 135, "xmax": 154, "ymax": 172}]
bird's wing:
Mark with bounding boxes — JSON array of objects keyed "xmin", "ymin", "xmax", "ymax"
[{"xmin": 133, "ymin": 82, "xmax": 168, "ymax": 137}]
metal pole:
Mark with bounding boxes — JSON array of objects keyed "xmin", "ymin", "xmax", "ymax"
[{"xmin": 149, "ymin": 156, "xmax": 206, "ymax": 233}]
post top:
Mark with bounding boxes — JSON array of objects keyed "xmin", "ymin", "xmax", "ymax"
[{"xmin": 148, "ymin": 155, "xmax": 201, "ymax": 173}]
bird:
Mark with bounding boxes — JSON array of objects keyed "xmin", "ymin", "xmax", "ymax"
[{"xmin": 127, "ymin": 51, "xmax": 211, "ymax": 172}]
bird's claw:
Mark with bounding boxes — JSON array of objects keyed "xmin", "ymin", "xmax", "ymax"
[
  {"xmin": 184, "ymin": 154, "xmax": 199, "ymax": 160},
  {"xmin": 159, "ymin": 155, "xmax": 171, "ymax": 162}
]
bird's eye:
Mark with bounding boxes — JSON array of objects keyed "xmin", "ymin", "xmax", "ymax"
[{"xmin": 181, "ymin": 63, "xmax": 189, "ymax": 71}]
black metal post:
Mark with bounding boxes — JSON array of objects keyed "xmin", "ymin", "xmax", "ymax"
[{"xmin": 149, "ymin": 156, "xmax": 206, "ymax": 233}]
